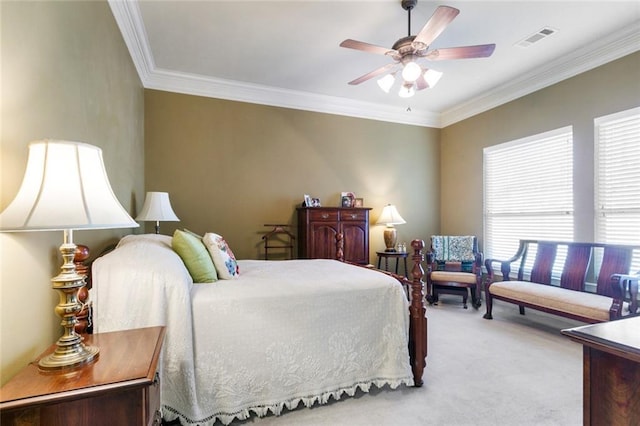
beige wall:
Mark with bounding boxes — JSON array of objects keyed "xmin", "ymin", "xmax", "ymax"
[
  {"xmin": 0, "ymin": 1, "xmax": 144, "ymax": 384},
  {"xmin": 144, "ymin": 90, "xmax": 440, "ymax": 261},
  {"xmin": 440, "ymin": 52, "xmax": 640, "ymax": 249}
]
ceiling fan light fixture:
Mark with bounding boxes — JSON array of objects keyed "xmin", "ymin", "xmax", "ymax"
[
  {"xmin": 424, "ymin": 68, "xmax": 443, "ymax": 88},
  {"xmin": 401, "ymin": 61, "xmax": 422, "ymax": 83},
  {"xmin": 377, "ymin": 73, "xmax": 396, "ymax": 93},
  {"xmin": 398, "ymin": 82, "xmax": 415, "ymax": 98},
  {"xmin": 340, "ymin": 3, "xmax": 495, "ymax": 96}
]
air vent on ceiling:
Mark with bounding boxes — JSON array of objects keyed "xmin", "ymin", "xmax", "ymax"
[{"xmin": 515, "ymin": 27, "xmax": 557, "ymax": 48}]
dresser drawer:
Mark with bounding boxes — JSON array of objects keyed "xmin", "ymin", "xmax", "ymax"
[
  {"xmin": 308, "ymin": 210, "xmax": 339, "ymax": 222},
  {"xmin": 339, "ymin": 210, "xmax": 367, "ymax": 221}
]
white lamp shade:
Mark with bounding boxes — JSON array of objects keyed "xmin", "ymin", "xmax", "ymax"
[
  {"xmin": 401, "ymin": 61, "xmax": 422, "ymax": 83},
  {"xmin": 376, "ymin": 204, "xmax": 407, "ymax": 226},
  {"xmin": 0, "ymin": 140, "xmax": 139, "ymax": 231},
  {"xmin": 377, "ymin": 74, "xmax": 396, "ymax": 93},
  {"xmin": 424, "ymin": 68, "xmax": 443, "ymax": 88},
  {"xmin": 136, "ymin": 192, "xmax": 180, "ymax": 222},
  {"xmin": 398, "ymin": 83, "xmax": 415, "ymax": 98}
]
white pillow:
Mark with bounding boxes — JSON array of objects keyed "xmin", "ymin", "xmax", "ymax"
[{"xmin": 203, "ymin": 232, "xmax": 240, "ymax": 279}]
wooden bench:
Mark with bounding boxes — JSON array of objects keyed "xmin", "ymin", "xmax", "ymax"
[{"xmin": 483, "ymin": 240, "xmax": 640, "ymax": 323}]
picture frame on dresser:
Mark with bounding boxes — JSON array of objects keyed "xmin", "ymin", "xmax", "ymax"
[
  {"xmin": 341, "ymin": 192, "xmax": 356, "ymax": 208},
  {"xmin": 303, "ymin": 194, "xmax": 312, "ymax": 207},
  {"xmin": 354, "ymin": 198, "xmax": 364, "ymax": 207}
]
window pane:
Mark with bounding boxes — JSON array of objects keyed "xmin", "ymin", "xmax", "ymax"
[
  {"xmin": 595, "ymin": 107, "xmax": 640, "ymax": 272},
  {"xmin": 484, "ymin": 127, "xmax": 574, "ymax": 267}
]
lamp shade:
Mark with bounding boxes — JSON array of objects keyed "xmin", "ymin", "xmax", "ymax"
[
  {"xmin": 136, "ymin": 192, "xmax": 180, "ymax": 222},
  {"xmin": 376, "ymin": 204, "xmax": 406, "ymax": 226},
  {"xmin": 0, "ymin": 140, "xmax": 138, "ymax": 231},
  {"xmin": 377, "ymin": 73, "xmax": 396, "ymax": 93},
  {"xmin": 424, "ymin": 68, "xmax": 443, "ymax": 88},
  {"xmin": 398, "ymin": 83, "xmax": 415, "ymax": 99}
]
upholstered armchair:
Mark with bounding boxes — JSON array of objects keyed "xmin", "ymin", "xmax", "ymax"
[{"xmin": 426, "ymin": 235, "xmax": 483, "ymax": 309}]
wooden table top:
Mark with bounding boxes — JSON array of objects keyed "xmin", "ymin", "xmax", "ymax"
[
  {"xmin": 562, "ymin": 316, "xmax": 640, "ymax": 363},
  {"xmin": 0, "ymin": 326, "xmax": 165, "ymax": 409},
  {"xmin": 376, "ymin": 251, "xmax": 409, "ymax": 257}
]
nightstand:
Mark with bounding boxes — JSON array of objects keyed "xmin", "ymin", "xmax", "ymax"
[
  {"xmin": 376, "ymin": 251, "xmax": 409, "ymax": 278},
  {"xmin": 0, "ymin": 326, "xmax": 165, "ymax": 426}
]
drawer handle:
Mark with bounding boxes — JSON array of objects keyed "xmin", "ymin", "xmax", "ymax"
[
  {"xmin": 350, "ymin": 214, "xmax": 357, "ymax": 219},
  {"xmin": 154, "ymin": 371, "xmax": 160, "ymax": 385},
  {"xmin": 321, "ymin": 213, "xmax": 329, "ymax": 219}
]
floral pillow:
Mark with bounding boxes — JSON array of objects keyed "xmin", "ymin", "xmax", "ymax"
[
  {"xmin": 431, "ymin": 235, "xmax": 475, "ymax": 262},
  {"xmin": 203, "ymin": 232, "xmax": 240, "ymax": 279}
]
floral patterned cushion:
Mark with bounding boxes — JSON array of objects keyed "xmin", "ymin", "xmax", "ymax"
[
  {"xmin": 431, "ymin": 236, "xmax": 476, "ymax": 273},
  {"xmin": 431, "ymin": 235, "xmax": 476, "ymax": 265},
  {"xmin": 203, "ymin": 232, "xmax": 240, "ymax": 279}
]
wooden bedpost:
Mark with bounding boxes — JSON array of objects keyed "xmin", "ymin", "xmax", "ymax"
[
  {"xmin": 336, "ymin": 233, "xmax": 344, "ymax": 261},
  {"xmin": 408, "ymin": 239, "xmax": 427, "ymax": 387}
]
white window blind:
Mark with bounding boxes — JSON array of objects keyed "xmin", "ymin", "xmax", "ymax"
[
  {"xmin": 484, "ymin": 127, "xmax": 574, "ymax": 266},
  {"xmin": 595, "ymin": 107, "xmax": 640, "ymax": 273}
]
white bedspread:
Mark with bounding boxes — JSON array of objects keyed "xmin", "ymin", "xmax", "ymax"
[{"xmin": 93, "ymin": 234, "xmax": 413, "ymax": 425}]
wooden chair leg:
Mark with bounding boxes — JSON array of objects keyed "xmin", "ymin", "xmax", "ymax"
[
  {"xmin": 483, "ymin": 289, "xmax": 493, "ymax": 319},
  {"xmin": 470, "ymin": 286, "xmax": 481, "ymax": 309}
]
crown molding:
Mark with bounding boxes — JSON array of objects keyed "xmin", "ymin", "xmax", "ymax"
[
  {"xmin": 440, "ymin": 23, "xmax": 640, "ymax": 127},
  {"xmin": 144, "ymin": 68, "xmax": 441, "ymax": 128},
  {"xmin": 109, "ymin": 0, "xmax": 639, "ymax": 129},
  {"xmin": 108, "ymin": 0, "xmax": 155, "ymax": 80}
]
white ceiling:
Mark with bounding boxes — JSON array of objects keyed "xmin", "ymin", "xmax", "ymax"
[{"xmin": 109, "ymin": 1, "xmax": 640, "ymax": 128}]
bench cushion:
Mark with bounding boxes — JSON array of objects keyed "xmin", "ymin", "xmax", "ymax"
[
  {"xmin": 430, "ymin": 271, "xmax": 477, "ymax": 284},
  {"xmin": 488, "ymin": 281, "xmax": 624, "ymax": 322}
]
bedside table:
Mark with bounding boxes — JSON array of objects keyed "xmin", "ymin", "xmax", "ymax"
[
  {"xmin": 0, "ymin": 326, "xmax": 165, "ymax": 426},
  {"xmin": 376, "ymin": 251, "xmax": 409, "ymax": 278}
]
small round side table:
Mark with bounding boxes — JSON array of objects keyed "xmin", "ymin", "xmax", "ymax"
[{"xmin": 376, "ymin": 251, "xmax": 409, "ymax": 278}]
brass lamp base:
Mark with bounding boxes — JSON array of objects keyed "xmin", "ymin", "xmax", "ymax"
[
  {"xmin": 39, "ymin": 230, "xmax": 99, "ymax": 371},
  {"xmin": 383, "ymin": 226, "xmax": 398, "ymax": 252},
  {"xmin": 39, "ymin": 340, "xmax": 99, "ymax": 370}
]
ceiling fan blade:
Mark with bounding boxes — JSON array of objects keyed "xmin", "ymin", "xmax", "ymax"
[
  {"xmin": 340, "ymin": 39, "xmax": 396, "ymax": 56},
  {"xmin": 413, "ymin": 6, "xmax": 460, "ymax": 48},
  {"xmin": 348, "ymin": 63, "xmax": 398, "ymax": 85},
  {"xmin": 425, "ymin": 44, "xmax": 496, "ymax": 60}
]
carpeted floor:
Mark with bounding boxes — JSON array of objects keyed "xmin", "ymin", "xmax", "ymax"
[{"xmin": 232, "ymin": 297, "xmax": 585, "ymax": 426}]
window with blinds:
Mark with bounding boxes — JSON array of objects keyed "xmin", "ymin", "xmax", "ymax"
[
  {"xmin": 483, "ymin": 127, "xmax": 574, "ymax": 273},
  {"xmin": 595, "ymin": 107, "xmax": 640, "ymax": 273}
]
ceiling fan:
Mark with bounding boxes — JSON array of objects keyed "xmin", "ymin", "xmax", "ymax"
[{"xmin": 340, "ymin": 0, "xmax": 496, "ymax": 98}]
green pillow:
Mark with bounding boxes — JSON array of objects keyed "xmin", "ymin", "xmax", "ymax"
[
  {"xmin": 182, "ymin": 228, "xmax": 203, "ymax": 240},
  {"xmin": 172, "ymin": 229, "xmax": 218, "ymax": 283}
]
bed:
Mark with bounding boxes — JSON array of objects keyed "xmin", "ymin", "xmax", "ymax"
[{"xmin": 91, "ymin": 233, "xmax": 427, "ymax": 425}]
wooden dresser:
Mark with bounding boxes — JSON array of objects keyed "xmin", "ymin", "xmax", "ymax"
[
  {"xmin": 297, "ymin": 207, "xmax": 371, "ymax": 264},
  {"xmin": 0, "ymin": 326, "xmax": 165, "ymax": 426}
]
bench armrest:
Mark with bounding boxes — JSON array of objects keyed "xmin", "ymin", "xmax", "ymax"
[
  {"xmin": 484, "ymin": 242, "xmax": 527, "ymax": 283},
  {"xmin": 611, "ymin": 273, "xmax": 639, "ymax": 315}
]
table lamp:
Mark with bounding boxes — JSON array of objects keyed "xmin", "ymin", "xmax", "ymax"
[
  {"xmin": 376, "ymin": 204, "xmax": 406, "ymax": 252},
  {"xmin": 0, "ymin": 140, "xmax": 139, "ymax": 370},
  {"xmin": 136, "ymin": 191, "xmax": 180, "ymax": 234}
]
